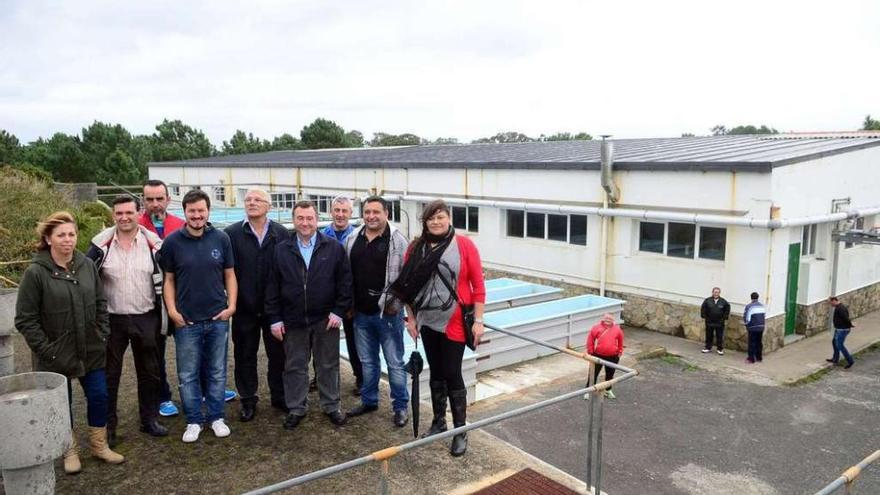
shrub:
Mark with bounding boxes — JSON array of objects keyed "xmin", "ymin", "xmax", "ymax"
[{"xmin": 0, "ymin": 167, "xmax": 109, "ymax": 285}]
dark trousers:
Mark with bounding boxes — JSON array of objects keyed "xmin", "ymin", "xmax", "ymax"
[
  {"xmin": 588, "ymin": 354, "xmax": 620, "ymax": 390},
  {"xmin": 232, "ymin": 312, "xmax": 286, "ymax": 406},
  {"xmin": 68, "ymin": 368, "xmax": 109, "ymax": 427},
  {"xmin": 157, "ymin": 332, "xmax": 173, "ymax": 403},
  {"xmin": 704, "ymin": 323, "xmax": 725, "ymax": 351},
  {"xmin": 747, "ymin": 331, "xmax": 764, "ymax": 362},
  {"xmin": 106, "ymin": 312, "xmax": 162, "ymax": 429},
  {"xmin": 342, "ymin": 316, "xmax": 363, "ymax": 387},
  {"xmin": 283, "ymin": 319, "xmax": 341, "ymax": 416},
  {"xmin": 421, "ymin": 326, "xmax": 466, "ymax": 391}
]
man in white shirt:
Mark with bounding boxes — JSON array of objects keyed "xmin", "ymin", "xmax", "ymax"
[{"xmin": 86, "ymin": 195, "xmax": 169, "ymax": 443}]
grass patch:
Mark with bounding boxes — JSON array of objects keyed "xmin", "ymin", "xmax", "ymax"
[
  {"xmin": 787, "ymin": 366, "xmax": 832, "ymax": 387},
  {"xmin": 658, "ymin": 354, "xmax": 700, "ymax": 372}
]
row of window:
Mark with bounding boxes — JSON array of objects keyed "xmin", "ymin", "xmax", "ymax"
[
  {"xmin": 638, "ymin": 221, "xmax": 727, "ymax": 260},
  {"xmin": 505, "ymin": 210, "xmax": 588, "ymax": 246}
]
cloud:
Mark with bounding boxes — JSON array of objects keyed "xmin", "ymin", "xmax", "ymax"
[{"xmin": 1, "ymin": 0, "xmax": 879, "ymax": 144}]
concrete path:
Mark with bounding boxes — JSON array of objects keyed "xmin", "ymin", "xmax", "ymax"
[{"xmin": 622, "ymin": 310, "xmax": 880, "ymax": 386}]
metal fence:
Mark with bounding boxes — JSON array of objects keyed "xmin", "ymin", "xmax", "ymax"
[
  {"xmin": 815, "ymin": 450, "xmax": 880, "ymax": 495},
  {"xmin": 242, "ymin": 323, "xmax": 639, "ymax": 495}
]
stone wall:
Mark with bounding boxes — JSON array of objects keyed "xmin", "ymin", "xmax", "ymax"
[
  {"xmin": 485, "ymin": 269, "xmax": 786, "ymax": 353},
  {"xmin": 796, "ymin": 281, "xmax": 880, "ymax": 336}
]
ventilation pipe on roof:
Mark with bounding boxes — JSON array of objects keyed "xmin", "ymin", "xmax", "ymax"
[{"xmin": 600, "ymin": 136, "xmax": 619, "ymax": 204}]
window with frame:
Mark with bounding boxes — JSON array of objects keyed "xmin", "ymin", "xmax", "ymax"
[
  {"xmin": 504, "ymin": 209, "xmax": 587, "ymax": 245},
  {"xmin": 638, "ymin": 222, "xmax": 665, "ymax": 253},
  {"xmin": 271, "ymin": 192, "xmax": 296, "ymax": 209},
  {"xmin": 699, "ymin": 227, "xmax": 727, "ymax": 260},
  {"xmin": 506, "ymin": 210, "xmax": 524, "ymax": 237},
  {"xmin": 451, "ymin": 206, "xmax": 479, "ymax": 233},
  {"xmin": 802, "ymin": 224, "xmax": 818, "ymax": 256},
  {"xmin": 638, "ymin": 221, "xmax": 726, "ymax": 260},
  {"xmin": 171, "ymin": 184, "xmax": 180, "ymax": 196},
  {"xmin": 388, "ymin": 200, "xmax": 402, "ymax": 222},
  {"xmin": 214, "ymin": 186, "xmax": 225, "ymax": 202}
]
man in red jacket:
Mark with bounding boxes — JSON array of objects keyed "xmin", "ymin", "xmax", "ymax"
[
  {"xmin": 139, "ymin": 180, "xmax": 186, "ymax": 239},
  {"xmin": 585, "ymin": 313, "xmax": 624, "ymax": 399}
]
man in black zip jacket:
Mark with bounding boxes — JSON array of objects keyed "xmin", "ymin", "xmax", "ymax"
[
  {"xmin": 225, "ymin": 189, "xmax": 291, "ymax": 422},
  {"xmin": 827, "ymin": 296, "xmax": 855, "ymax": 368},
  {"xmin": 701, "ymin": 287, "xmax": 730, "ymax": 355},
  {"xmin": 266, "ymin": 201, "xmax": 352, "ymax": 430}
]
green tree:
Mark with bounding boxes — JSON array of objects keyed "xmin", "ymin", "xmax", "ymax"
[
  {"xmin": 150, "ymin": 119, "xmax": 215, "ymax": 161},
  {"xmin": 300, "ymin": 118, "xmax": 348, "ymax": 149},
  {"xmin": 863, "ymin": 115, "xmax": 880, "ymax": 130},
  {"xmin": 472, "ymin": 131, "xmax": 535, "ymax": 144},
  {"xmin": 370, "ymin": 132, "xmax": 424, "ymax": 147},
  {"xmin": 540, "ymin": 132, "xmax": 592, "ymax": 141},
  {"xmin": 269, "ymin": 133, "xmax": 304, "ymax": 151},
  {"xmin": 712, "ymin": 124, "xmax": 778, "ymax": 135},
  {"xmin": 0, "ymin": 130, "xmax": 22, "ymax": 165},
  {"xmin": 81, "ymin": 121, "xmax": 145, "ymax": 184},
  {"xmin": 344, "ymin": 130, "xmax": 365, "ymax": 148},
  {"xmin": 22, "ymin": 133, "xmax": 89, "ymax": 183},
  {"xmin": 222, "ymin": 130, "xmax": 270, "ymax": 155},
  {"xmin": 432, "ymin": 137, "xmax": 459, "ymax": 145}
]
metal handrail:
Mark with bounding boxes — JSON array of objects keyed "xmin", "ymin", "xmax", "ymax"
[
  {"xmin": 815, "ymin": 450, "xmax": 880, "ymax": 495},
  {"xmin": 242, "ymin": 322, "xmax": 637, "ymax": 495}
]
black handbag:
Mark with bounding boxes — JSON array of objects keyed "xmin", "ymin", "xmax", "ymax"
[{"xmin": 437, "ymin": 271, "xmax": 477, "ymax": 351}]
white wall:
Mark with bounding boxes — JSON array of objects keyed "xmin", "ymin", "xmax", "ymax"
[{"xmin": 771, "ymin": 146, "xmax": 880, "ymax": 304}]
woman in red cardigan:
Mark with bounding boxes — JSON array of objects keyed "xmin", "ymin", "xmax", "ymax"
[
  {"xmin": 392, "ymin": 199, "xmax": 486, "ymax": 457},
  {"xmin": 585, "ymin": 313, "xmax": 624, "ymax": 399}
]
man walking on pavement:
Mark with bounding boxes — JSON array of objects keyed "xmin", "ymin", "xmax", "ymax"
[
  {"xmin": 743, "ymin": 292, "xmax": 765, "ymax": 364},
  {"xmin": 320, "ymin": 196, "xmax": 362, "ymax": 396},
  {"xmin": 827, "ymin": 297, "xmax": 855, "ymax": 369},
  {"xmin": 701, "ymin": 287, "xmax": 730, "ymax": 355},
  {"xmin": 87, "ymin": 195, "xmax": 168, "ymax": 443},
  {"xmin": 225, "ymin": 189, "xmax": 290, "ymax": 421},
  {"xmin": 266, "ymin": 201, "xmax": 352, "ymax": 430},
  {"xmin": 344, "ymin": 196, "xmax": 410, "ymax": 427},
  {"xmin": 140, "ymin": 181, "xmax": 236, "ymax": 418},
  {"xmin": 160, "ymin": 189, "xmax": 237, "ymax": 443}
]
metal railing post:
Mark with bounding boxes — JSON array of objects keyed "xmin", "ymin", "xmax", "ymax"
[
  {"xmin": 595, "ymin": 391, "xmax": 606, "ymax": 495},
  {"xmin": 586, "ymin": 360, "xmax": 595, "ymax": 491},
  {"xmin": 378, "ymin": 459, "xmax": 389, "ymax": 495}
]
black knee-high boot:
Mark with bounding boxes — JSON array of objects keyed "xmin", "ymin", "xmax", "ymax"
[
  {"xmin": 422, "ymin": 380, "xmax": 448, "ymax": 438},
  {"xmin": 449, "ymin": 388, "xmax": 468, "ymax": 457}
]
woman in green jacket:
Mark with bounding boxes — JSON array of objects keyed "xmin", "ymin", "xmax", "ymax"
[{"xmin": 15, "ymin": 211, "xmax": 124, "ymax": 474}]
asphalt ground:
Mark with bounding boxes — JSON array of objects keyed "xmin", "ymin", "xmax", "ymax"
[{"xmin": 473, "ymin": 347, "xmax": 880, "ymax": 495}]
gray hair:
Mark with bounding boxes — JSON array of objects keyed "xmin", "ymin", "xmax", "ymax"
[{"xmin": 331, "ymin": 196, "xmax": 353, "ymax": 207}]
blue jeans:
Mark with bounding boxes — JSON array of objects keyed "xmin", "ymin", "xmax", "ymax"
[
  {"xmin": 354, "ymin": 312, "xmax": 409, "ymax": 412},
  {"xmin": 67, "ymin": 368, "xmax": 109, "ymax": 427},
  {"xmin": 832, "ymin": 329, "xmax": 854, "ymax": 365},
  {"xmin": 174, "ymin": 320, "xmax": 230, "ymax": 424}
]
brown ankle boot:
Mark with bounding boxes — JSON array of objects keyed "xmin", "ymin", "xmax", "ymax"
[
  {"xmin": 88, "ymin": 426, "xmax": 125, "ymax": 464},
  {"xmin": 63, "ymin": 433, "xmax": 82, "ymax": 474}
]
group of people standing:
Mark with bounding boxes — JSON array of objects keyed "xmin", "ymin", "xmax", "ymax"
[{"xmin": 14, "ymin": 180, "xmax": 486, "ymax": 475}]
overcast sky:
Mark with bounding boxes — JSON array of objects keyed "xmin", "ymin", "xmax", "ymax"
[{"xmin": 2, "ymin": 0, "xmax": 879, "ymax": 145}]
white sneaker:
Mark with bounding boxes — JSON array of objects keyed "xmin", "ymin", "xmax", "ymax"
[
  {"xmin": 211, "ymin": 419, "xmax": 231, "ymax": 438},
  {"xmin": 182, "ymin": 424, "xmax": 202, "ymax": 443}
]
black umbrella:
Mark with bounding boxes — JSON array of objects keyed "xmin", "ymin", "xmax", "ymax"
[{"xmin": 405, "ymin": 338, "xmax": 424, "ymax": 438}]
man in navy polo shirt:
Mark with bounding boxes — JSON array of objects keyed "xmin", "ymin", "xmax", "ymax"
[{"xmin": 160, "ymin": 189, "xmax": 238, "ymax": 443}]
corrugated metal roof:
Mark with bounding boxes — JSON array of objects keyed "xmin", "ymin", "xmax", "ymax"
[{"xmin": 149, "ymin": 135, "xmax": 880, "ymax": 172}]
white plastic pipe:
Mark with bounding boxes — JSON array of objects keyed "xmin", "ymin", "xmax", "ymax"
[{"xmin": 398, "ymin": 194, "xmax": 880, "ymax": 230}]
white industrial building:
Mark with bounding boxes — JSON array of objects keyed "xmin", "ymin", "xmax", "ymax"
[{"xmin": 148, "ymin": 135, "xmax": 880, "ymax": 352}]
